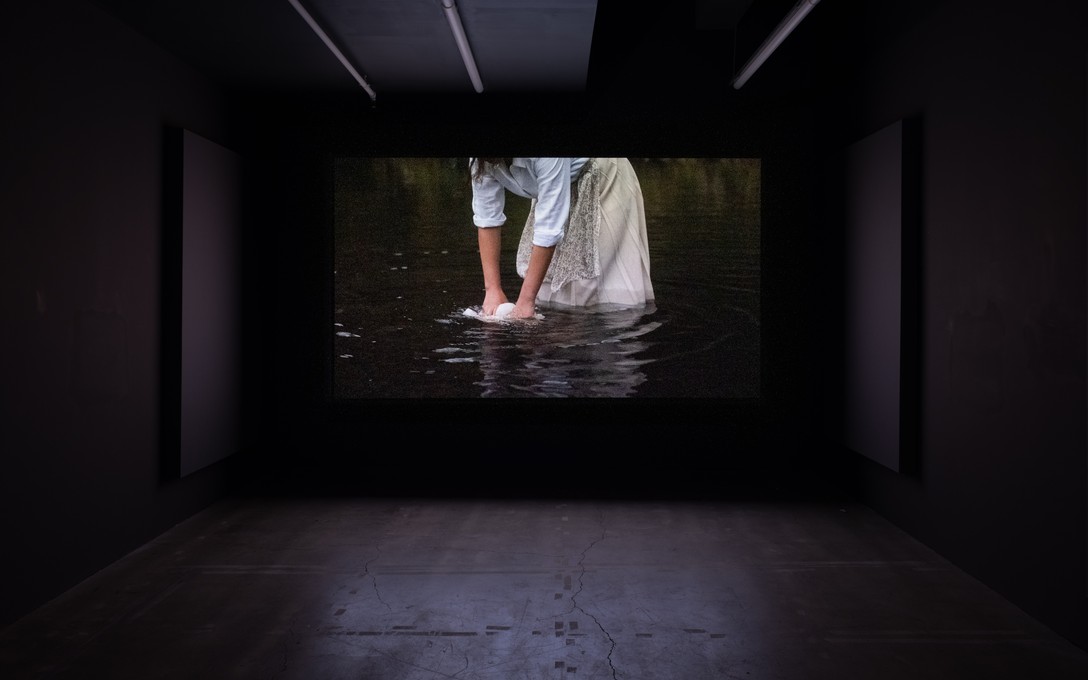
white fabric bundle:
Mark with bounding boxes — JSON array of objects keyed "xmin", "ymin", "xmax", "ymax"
[{"xmin": 462, "ymin": 302, "xmax": 542, "ymax": 321}]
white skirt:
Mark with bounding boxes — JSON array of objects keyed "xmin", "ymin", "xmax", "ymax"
[{"xmin": 517, "ymin": 158, "xmax": 655, "ymax": 309}]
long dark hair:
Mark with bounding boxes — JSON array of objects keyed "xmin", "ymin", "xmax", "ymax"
[{"xmin": 472, "ymin": 157, "xmax": 512, "ymax": 181}]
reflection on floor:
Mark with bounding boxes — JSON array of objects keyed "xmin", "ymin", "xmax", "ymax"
[{"xmin": 3, "ymin": 493, "xmax": 1088, "ymax": 679}]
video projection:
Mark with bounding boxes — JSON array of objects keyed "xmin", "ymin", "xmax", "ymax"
[{"xmin": 333, "ymin": 157, "xmax": 760, "ymax": 400}]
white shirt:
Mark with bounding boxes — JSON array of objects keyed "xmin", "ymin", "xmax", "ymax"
[{"xmin": 471, "ymin": 158, "xmax": 589, "ymax": 247}]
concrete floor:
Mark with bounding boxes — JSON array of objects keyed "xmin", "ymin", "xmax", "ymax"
[{"xmin": 3, "ymin": 494, "xmax": 1088, "ymax": 679}]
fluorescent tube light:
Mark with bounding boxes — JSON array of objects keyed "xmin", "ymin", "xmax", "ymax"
[
  {"xmin": 287, "ymin": 0, "xmax": 377, "ymax": 101},
  {"xmin": 732, "ymin": 0, "xmax": 821, "ymax": 89},
  {"xmin": 442, "ymin": 0, "xmax": 484, "ymax": 93}
]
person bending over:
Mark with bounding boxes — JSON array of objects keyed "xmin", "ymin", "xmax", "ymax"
[{"xmin": 470, "ymin": 157, "xmax": 655, "ymax": 319}]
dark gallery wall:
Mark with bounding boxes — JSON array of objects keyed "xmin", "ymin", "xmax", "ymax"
[
  {"xmin": 0, "ymin": 0, "xmax": 249, "ymax": 628},
  {"xmin": 813, "ymin": 0, "xmax": 1088, "ymax": 651},
  {"xmin": 239, "ymin": 108, "xmax": 826, "ymax": 496},
  {"xmin": 233, "ymin": 6, "xmax": 835, "ymax": 497}
]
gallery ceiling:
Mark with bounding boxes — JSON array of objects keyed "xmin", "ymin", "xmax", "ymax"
[{"xmin": 86, "ymin": 0, "xmax": 818, "ymax": 101}]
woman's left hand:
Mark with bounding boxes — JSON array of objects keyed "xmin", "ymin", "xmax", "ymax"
[{"xmin": 508, "ymin": 300, "xmax": 536, "ymax": 319}]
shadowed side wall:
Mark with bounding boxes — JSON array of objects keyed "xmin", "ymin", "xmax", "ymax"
[
  {"xmin": 815, "ymin": 0, "xmax": 1088, "ymax": 651},
  {"xmin": 0, "ymin": 0, "xmax": 246, "ymax": 628}
]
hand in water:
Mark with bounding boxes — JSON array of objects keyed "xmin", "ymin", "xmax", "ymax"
[
  {"xmin": 481, "ymin": 290, "xmax": 508, "ymax": 317},
  {"xmin": 507, "ymin": 300, "xmax": 536, "ymax": 319}
]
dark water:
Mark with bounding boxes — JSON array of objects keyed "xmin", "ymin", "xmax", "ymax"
[{"xmin": 333, "ymin": 158, "xmax": 760, "ymax": 399}]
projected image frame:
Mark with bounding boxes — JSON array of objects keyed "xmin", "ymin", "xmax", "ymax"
[{"xmin": 331, "ymin": 156, "xmax": 762, "ymax": 402}]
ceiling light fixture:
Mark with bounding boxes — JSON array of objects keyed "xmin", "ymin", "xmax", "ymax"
[
  {"xmin": 732, "ymin": 0, "xmax": 821, "ymax": 90},
  {"xmin": 287, "ymin": 0, "xmax": 377, "ymax": 101},
  {"xmin": 441, "ymin": 0, "xmax": 484, "ymax": 93}
]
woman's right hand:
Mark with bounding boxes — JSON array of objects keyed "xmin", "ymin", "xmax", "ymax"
[{"xmin": 482, "ymin": 289, "xmax": 509, "ymax": 317}]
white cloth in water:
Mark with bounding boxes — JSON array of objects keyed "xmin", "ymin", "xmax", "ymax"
[{"xmin": 462, "ymin": 302, "xmax": 542, "ymax": 321}]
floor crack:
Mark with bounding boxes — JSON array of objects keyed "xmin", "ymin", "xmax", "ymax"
[
  {"xmin": 363, "ymin": 546, "xmax": 392, "ymax": 613},
  {"xmin": 569, "ymin": 508, "xmax": 620, "ymax": 679}
]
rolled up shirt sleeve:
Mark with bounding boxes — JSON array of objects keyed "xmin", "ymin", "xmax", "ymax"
[
  {"xmin": 527, "ymin": 158, "xmax": 572, "ymax": 247},
  {"xmin": 471, "ymin": 166, "xmax": 507, "ymax": 228}
]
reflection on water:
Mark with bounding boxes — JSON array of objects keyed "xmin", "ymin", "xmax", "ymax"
[
  {"xmin": 450, "ymin": 303, "xmax": 661, "ymax": 397},
  {"xmin": 333, "ymin": 158, "xmax": 760, "ymax": 400}
]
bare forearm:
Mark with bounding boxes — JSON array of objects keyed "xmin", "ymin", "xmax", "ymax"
[
  {"xmin": 477, "ymin": 227, "xmax": 508, "ymax": 314},
  {"xmin": 477, "ymin": 227, "xmax": 503, "ymax": 291},
  {"xmin": 515, "ymin": 244, "xmax": 555, "ymax": 312}
]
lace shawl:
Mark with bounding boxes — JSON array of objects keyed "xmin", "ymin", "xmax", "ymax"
[{"xmin": 516, "ymin": 158, "xmax": 601, "ymax": 291}]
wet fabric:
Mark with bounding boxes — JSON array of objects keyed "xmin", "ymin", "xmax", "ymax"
[{"xmin": 516, "ymin": 157, "xmax": 655, "ymax": 309}]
